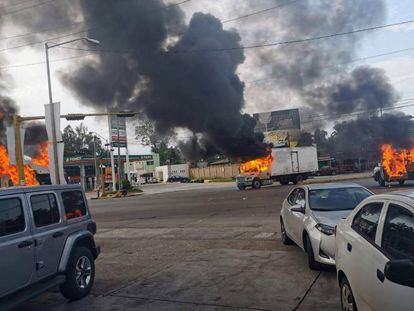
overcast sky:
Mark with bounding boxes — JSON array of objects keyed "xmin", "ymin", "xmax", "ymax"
[{"xmin": 1, "ymin": 0, "xmax": 414, "ymax": 155}]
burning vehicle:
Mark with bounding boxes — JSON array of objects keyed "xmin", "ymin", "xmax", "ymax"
[
  {"xmin": 0, "ymin": 142, "xmax": 50, "ymax": 187},
  {"xmin": 236, "ymin": 146, "xmax": 318, "ymax": 190},
  {"xmin": 373, "ymin": 144, "xmax": 414, "ymax": 186}
]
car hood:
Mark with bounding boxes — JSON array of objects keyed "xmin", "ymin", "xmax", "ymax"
[{"xmin": 311, "ymin": 210, "xmax": 352, "ymax": 227}]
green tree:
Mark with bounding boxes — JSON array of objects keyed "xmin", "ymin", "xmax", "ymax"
[
  {"xmin": 63, "ymin": 124, "xmax": 104, "ymax": 157},
  {"xmin": 135, "ymin": 121, "xmax": 184, "ymax": 165}
]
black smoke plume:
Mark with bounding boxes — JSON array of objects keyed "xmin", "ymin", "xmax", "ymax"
[{"xmin": 58, "ymin": 0, "xmax": 266, "ymax": 160}]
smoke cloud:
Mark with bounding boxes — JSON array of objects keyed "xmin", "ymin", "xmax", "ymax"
[{"xmin": 57, "ymin": 0, "xmax": 267, "ymax": 160}]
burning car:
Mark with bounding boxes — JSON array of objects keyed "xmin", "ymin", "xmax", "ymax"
[{"xmin": 374, "ymin": 144, "xmax": 414, "ymax": 186}]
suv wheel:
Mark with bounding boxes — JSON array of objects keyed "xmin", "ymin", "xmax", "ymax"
[
  {"xmin": 237, "ymin": 184, "xmax": 245, "ymax": 190},
  {"xmin": 305, "ymin": 235, "xmax": 319, "ymax": 270},
  {"xmin": 340, "ymin": 277, "xmax": 357, "ymax": 311},
  {"xmin": 60, "ymin": 247, "xmax": 95, "ymax": 300},
  {"xmin": 280, "ymin": 218, "xmax": 293, "ymax": 245}
]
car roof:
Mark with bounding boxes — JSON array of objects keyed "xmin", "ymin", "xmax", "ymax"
[
  {"xmin": 305, "ymin": 182, "xmax": 364, "ymax": 190},
  {"xmin": 0, "ymin": 184, "xmax": 83, "ymax": 197},
  {"xmin": 369, "ymin": 190, "xmax": 414, "ymax": 202}
]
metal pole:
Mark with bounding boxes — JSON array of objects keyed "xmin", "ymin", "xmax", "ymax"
[
  {"xmin": 13, "ymin": 115, "xmax": 25, "ymax": 185},
  {"xmin": 93, "ymin": 135, "xmax": 98, "ymax": 192},
  {"xmin": 117, "ymin": 116, "xmax": 122, "ymax": 191},
  {"xmin": 45, "ymin": 43, "xmax": 60, "ymax": 184},
  {"xmin": 108, "ymin": 115, "xmax": 116, "ymax": 191}
]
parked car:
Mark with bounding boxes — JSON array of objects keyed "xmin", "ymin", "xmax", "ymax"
[
  {"xmin": 0, "ymin": 185, "xmax": 100, "ymax": 310},
  {"xmin": 335, "ymin": 191, "xmax": 414, "ymax": 311},
  {"xmin": 167, "ymin": 176, "xmax": 190, "ymax": 183},
  {"xmin": 280, "ymin": 183, "xmax": 372, "ymax": 269}
]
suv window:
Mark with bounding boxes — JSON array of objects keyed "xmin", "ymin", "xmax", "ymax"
[
  {"xmin": 352, "ymin": 202, "xmax": 383, "ymax": 243},
  {"xmin": 0, "ymin": 197, "xmax": 25, "ymax": 237},
  {"xmin": 30, "ymin": 193, "xmax": 60, "ymax": 227},
  {"xmin": 61, "ymin": 191, "xmax": 87, "ymax": 220},
  {"xmin": 287, "ymin": 189, "xmax": 299, "ymax": 205},
  {"xmin": 382, "ymin": 204, "xmax": 414, "ymax": 260}
]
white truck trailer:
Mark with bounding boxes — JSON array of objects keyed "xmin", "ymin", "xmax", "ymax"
[{"xmin": 236, "ymin": 146, "xmax": 318, "ymax": 190}]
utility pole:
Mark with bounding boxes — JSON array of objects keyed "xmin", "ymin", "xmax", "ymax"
[
  {"xmin": 45, "ymin": 43, "xmax": 60, "ymax": 184},
  {"xmin": 92, "ymin": 135, "xmax": 98, "ymax": 190},
  {"xmin": 117, "ymin": 116, "xmax": 122, "ymax": 191},
  {"xmin": 13, "ymin": 115, "xmax": 25, "ymax": 185}
]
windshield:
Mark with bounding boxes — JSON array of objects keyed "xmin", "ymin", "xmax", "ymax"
[{"xmin": 309, "ymin": 187, "xmax": 372, "ymax": 211}]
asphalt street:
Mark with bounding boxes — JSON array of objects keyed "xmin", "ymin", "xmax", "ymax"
[{"xmin": 19, "ymin": 177, "xmax": 414, "ymax": 311}]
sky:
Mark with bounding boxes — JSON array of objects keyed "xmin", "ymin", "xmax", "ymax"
[{"xmin": 1, "ymin": 0, "xmax": 414, "ymax": 155}]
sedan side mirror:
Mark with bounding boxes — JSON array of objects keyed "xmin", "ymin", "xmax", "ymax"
[
  {"xmin": 384, "ymin": 259, "xmax": 414, "ymax": 288},
  {"xmin": 290, "ymin": 204, "xmax": 305, "ymax": 214}
]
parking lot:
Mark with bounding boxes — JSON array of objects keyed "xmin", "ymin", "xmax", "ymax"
[{"xmin": 20, "ymin": 177, "xmax": 409, "ymax": 311}]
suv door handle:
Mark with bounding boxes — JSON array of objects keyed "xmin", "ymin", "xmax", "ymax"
[
  {"xmin": 18, "ymin": 240, "xmax": 33, "ymax": 248},
  {"xmin": 347, "ymin": 243, "xmax": 352, "ymax": 252},
  {"xmin": 52, "ymin": 231, "xmax": 64, "ymax": 238},
  {"xmin": 377, "ymin": 269, "xmax": 385, "ymax": 282}
]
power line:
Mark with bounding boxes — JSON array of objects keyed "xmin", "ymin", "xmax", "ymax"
[
  {"xmin": 0, "ymin": 0, "xmax": 35, "ymax": 10},
  {"xmin": 222, "ymin": 0, "xmax": 301, "ymax": 24},
  {"xmin": 0, "ymin": 21, "xmax": 86, "ymax": 41},
  {"xmin": 0, "ymin": 0, "xmax": 59, "ymax": 18},
  {"xmin": 245, "ymin": 46, "xmax": 414, "ymax": 85},
  {"xmin": 0, "ymin": 27, "xmax": 92, "ymax": 53},
  {"xmin": 50, "ymin": 18, "xmax": 414, "ymax": 55}
]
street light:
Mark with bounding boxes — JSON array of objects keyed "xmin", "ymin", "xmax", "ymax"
[{"xmin": 45, "ymin": 37, "xmax": 100, "ymax": 184}]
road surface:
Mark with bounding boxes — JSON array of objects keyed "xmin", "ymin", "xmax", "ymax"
[{"xmin": 20, "ymin": 177, "xmax": 413, "ymax": 311}]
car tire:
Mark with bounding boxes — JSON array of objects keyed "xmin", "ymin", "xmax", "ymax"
[
  {"xmin": 280, "ymin": 218, "xmax": 293, "ymax": 245},
  {"xmin": 237, "ymin": 184, "xmax": 245, "ymax": 190},
  {"xmin": 305, "ymin": 235, "xmax": 320, "ymax": 270},
  {"xmin": 252, "ymin": 179, "xmax": 261, "ymax": 189},
  {"xmin": 340, "ymin": 277, "xmax": 358, "ymax": 311},
  {"xmin": 60, "ymin": 246, "xmax": 95, "ymax": 301},
  {"xmin": 378, "ymin": 176, "xmax": 385, "ymax": 187},
  {"xmin": 280, "ymin": 179, "xmax": 289, "ymax": 185}
]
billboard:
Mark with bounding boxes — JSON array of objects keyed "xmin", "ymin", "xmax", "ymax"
[
  {"xmin": 253, "ymin": 108, "xmax": 301, "ymax": 147},
  {"xmin": 109, "ymin": 115, "xmax": 127, "ymax": 148}
]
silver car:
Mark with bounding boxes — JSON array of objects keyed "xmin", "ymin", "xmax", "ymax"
[
  {"xmin": 0, "ymin": 185, "xmax": 100, "ymax": 310},
  {"xmin": 280, "ymin": 182, "xmax": 372, "ymax": 269}
]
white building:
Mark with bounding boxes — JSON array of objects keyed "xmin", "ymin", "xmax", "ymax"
[{"xmin": 154, "ymin": 163, "xmax": 189, "ymax": 182}]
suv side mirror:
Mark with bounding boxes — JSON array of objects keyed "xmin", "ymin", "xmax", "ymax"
[{"xmin": 384, "ymin": 259, "xmax": 414, "ymax": 288}]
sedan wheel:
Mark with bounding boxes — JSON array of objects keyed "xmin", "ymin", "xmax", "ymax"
[
  {"xmin": 280, "ymin": 218, "xmax": 293, "ymax": 245},
  {"xmin": 340, "ymin": 278, "xmax": 357, "ymax": 311}
]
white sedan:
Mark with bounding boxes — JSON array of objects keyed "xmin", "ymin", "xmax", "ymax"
[
  {"xmin": 335, "ymin": 191, "xmax": 414, "ymax": 311},
  {"xmin": 280, "ymin": 183, "xmax": 372, "ymax": 269}
]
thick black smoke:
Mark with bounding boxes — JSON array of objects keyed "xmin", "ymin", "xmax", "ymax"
[
  {"xmin": 245, "ymin": 0, "xmax": 389, "ymax": 115},
  {"xmin": 329, "ymin": 113, "xmax": 413, "ymax": 160},
  {"xmin": 305, "ymin": 66, "xmax": 398, "ymax": 116},
  {"xmin": 58, "ymin": 0, "xmax": 266, "ymax": 160}
]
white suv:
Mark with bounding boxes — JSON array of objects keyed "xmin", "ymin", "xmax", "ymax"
[
  {"xmin": 335, "ymin": 191, "xmax": 414, "ymax": 311},
  {"xmin": 280, "ymin": 183, "xmax": 372, "ymax": 269}
]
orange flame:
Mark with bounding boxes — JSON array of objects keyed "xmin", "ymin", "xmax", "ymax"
[
  {"xmin": 380, "ymin": 144, "xmax": 414, "ymax": 179},
  {"xmin": 240, "ymin": 153, "xmax": 273, "ymax": 173},
  {"xmin": 0, "ymin": 143, "xmax": 50, "ymax": 186},
  {"xmin": 32, "ymin": 141, "xmax": 50, "ymax": 167}
]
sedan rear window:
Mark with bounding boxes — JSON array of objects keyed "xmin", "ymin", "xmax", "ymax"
[{"xmin": 309, "ymin": 187, "xmax": 372, "ymax": 211}]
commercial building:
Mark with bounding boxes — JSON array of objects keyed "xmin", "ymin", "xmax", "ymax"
[{"xmin": 124, "ymin": 153, "xmax": 160, "ymax": 184}]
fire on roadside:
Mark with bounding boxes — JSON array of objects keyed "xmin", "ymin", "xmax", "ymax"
[
  {"xmin": 380, "ymin": 144, "xmax": 414, "ymax": 179},
  {"xmin": 0, "ymin": 142, "xmax": 50, "ymax": 186},
  {"xmin": 240, "ymin": 152, "xmax": 273, "ymax": 173}
]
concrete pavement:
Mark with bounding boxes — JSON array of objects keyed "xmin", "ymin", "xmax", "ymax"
[{"xmin": 20, "ymin": 176, "xmax": 414, "ymax": 311}]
